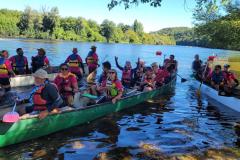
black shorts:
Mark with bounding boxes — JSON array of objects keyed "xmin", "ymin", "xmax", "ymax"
[{"xmin": 0, "ymin": 78, "xmax": 10, "ymax": 86}]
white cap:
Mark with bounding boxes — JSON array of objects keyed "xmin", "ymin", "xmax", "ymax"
[{"xmin": 33, "ymin": 69, "xmax": 48, "ymax": 79}]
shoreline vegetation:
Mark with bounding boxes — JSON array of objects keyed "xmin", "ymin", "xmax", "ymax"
[
  {"xmin": 0, "ymin": 7, "xmax": 176, "ymax": 46},
  {"xmin": 0, "ymin": 7, "xmax": 206, "ymax": 48},
  {"xmin": 0, "ymin": 3, "xmax": 240, "ymax": 51}
]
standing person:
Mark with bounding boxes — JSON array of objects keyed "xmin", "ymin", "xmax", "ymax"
[
  {"xmin": 54, "ymin": 63, "xmax": 78, "ymax": 107},
  {"xmin": 86, "ymin": 45, "xmax": 99, "ymax": 74},
  {"xmin": 20, "ymin": 69, "xmax": 63, "ymax": 119},
  {"xmin": 164, "ymin": 54, "xmax": 178, "ymax": 73},
  {"xmin": 65, "ymin": 48, "xmax": 85, "ymax": 80},
  {"xmin": 0, "ymin": 50, "xmax": 15, "ymax": 92},
  {"xmin": 31, "ymin": 48, "xmax": 50, "ymax": 73},
  {"xmin": 115, "ymin": 56, "xmax": 135, "ymax": 88},
  {"xmin": 9, "ymin": 48, "xmax": 29, "ymax": 75}
]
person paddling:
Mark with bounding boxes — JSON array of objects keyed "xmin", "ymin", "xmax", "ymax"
[
  {"xmin": 54, "ymin": 63, "xmax": 78, "ymax": 107},
  {"xmin": 65, "ymin": 48, "xmax": 85, "ymax": 80},
  {"xmin": 192, "ymin": 54, "xmax": 202, "ymax": 77},
  {"xmin": 0, "ymin": 50, "xmax": 15, "ymax": 92},
  {"xmin": 20, "ymin": 69, "xmax": 63, "ymax": 119},
  {"xmin": 115, "ymin": 56, "xmax": 135, "ymax": 88},
  {"xmin": 86, "ymin": 45, "xmax": 99, "ymax": 74},
  {"xmin": 151, "ymin": 62, "xmax": 170, "ymax": 88},
  {"xmin": 31, "ymin": 48, "xmax": 50, "ymax": 73},
  {"xmin": 164, "ymin": 54, "xmax": 178, "ymax": 73},
  {"xmin": 9, "ymin": 48, "xmax": 29, "ymax": 75}
]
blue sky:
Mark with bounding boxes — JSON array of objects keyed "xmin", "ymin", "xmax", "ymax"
[{"xmin": 0, "ymin": 0, "xmax": 196, "ymax": 32}]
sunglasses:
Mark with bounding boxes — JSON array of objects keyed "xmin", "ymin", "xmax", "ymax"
[
  {"xmin": 109, "ymin": 72, "xmax": 116, "ymax": 74},
  {"xmin": 61, "ymin": 68, "xmax": 68, "ymax": 71}
]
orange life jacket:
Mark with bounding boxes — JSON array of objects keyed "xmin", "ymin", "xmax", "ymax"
[{"xmin": 33, "ymin": 86, "xmax": 47, "ymax": 111}]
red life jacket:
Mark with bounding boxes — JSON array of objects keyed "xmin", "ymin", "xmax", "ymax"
[
  {"xmin": 122, "ymin": 69, "xmax": 132, "ymax": 83},
  {"xmin": 33, "ymin": 86, "xmax": 47, "ymax": 111}
]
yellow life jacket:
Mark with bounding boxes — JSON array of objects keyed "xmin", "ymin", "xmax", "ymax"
[
  {"xmin": 68, "ymin": 59, "xmax": 79, "ymax": 67},
  {"xmin": 0, "ymin": 60, "xmax": 8, "ymax": 75}
]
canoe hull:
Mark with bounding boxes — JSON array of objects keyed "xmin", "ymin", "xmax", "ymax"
[
  {"xmin": 0, "ymin": 76, "xmax": 176, "ymax": 148},
  {"xmin": 192, "ymin": 80, "xmax": 240, "ymax": 113}
]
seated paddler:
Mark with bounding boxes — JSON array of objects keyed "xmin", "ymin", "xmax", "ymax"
[
  {"xmin": 54, "ymin": 63, "xmax": 78, "ymax": 107},
  {"xmin": 102, "ymin": 69, "xmax": 124, "ymax": 104},
  {"xmin": 20, "ymin": 69, "xmax": 63, "ymax": 119}
]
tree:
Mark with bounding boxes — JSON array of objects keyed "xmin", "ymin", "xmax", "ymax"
[
  {"xmin": 118, "ymin": 23, "xmax": 131, "ymax": 32},
  {"xmin": 42, "ymin": 7, "xmax": 60, "ymax": 33},
  {"xmin": 133, "ymin": 19, "xmax": 144, "ymax": 34},
  {"xmin": 17, "ymin": 7, "xmax": 34, "ymax": 33},
  {"xmin": 100, "ymin": 20, "xmax": 116, "ymax": 42},
  {"xmin": 108, "ymin": 0, "xmax": 162, "ymax": 10}
]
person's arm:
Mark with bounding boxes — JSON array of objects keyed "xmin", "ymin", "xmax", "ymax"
[
  {"xmin": 72, "ymin": 76, "xmax": 79, "ymax": 92},
  {"xmin": 115, "ymin": 56, "xmax": 124, "ymax": 71},
  {"xmin": 6, "ymin": 60, "xmax": 15, "ymax": 76},
  {"xmin": 112, "ymin": 81, "xmax": 124, "ymax": 104},
  {"xmin": 45, "ymin": 84, "xmax": 63, "ymax": 112},
  {"xmin": 65, "ymin": 56, "xmax": 69, "ymax": 64},
  {"xmin": 44, "ymin": 57, "xmax": 50, "ymax": 67}
]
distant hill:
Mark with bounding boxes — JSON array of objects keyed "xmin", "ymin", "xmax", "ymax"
[{"xmin": 151, "ymin": 27, "xmax": 205, "ymax": 46}]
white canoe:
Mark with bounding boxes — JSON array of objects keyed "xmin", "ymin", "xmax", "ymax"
[
  {"xmin": 10, "ymin": 64, "xmax": 89, "ymax": 88},
  {"xmin": 192, "ymin": 80, "xmax": 240, "ymax": 113},
  {"xmin": 10, "ymin": 73, "xmax": 58, "ymax": 88}
]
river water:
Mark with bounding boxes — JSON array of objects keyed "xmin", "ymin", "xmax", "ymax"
[{"xmin": 0, "ymin": 39, "xmax": 240, "ymax": 159}]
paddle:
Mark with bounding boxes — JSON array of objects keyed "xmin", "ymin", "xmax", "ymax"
[
  {"xmin": 2, "ymin": 102, "xmax": 20, "ymax": 123},
  {"xmin": 196, "ymin": 61, "xmax": 209, "ymax": 97},
  {"xmin": 176, "ymin": 73, "xmax": 187, "ymax": 83}
]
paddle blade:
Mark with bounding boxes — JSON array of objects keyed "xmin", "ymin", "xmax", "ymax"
[
  {"xmin": 2, "ymin": 112, "xmax": 20, "ymax": 123},
  {"xmin": 196, "ymin": 89, "xmax": 201, "ymax": 97},
  {"xmin": 181, "ymin": 78, "xmax": 187, "ymax": 83}
]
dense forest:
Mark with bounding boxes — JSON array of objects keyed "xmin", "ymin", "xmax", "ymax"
[
  {"xmin": 0, "ymin": 7, "xmax": 176, "ymax": 45},
  {"xmin": 193, "ymin": 0, "xmax": 240, "ymax": 50},
  {"xmin": 151, "ymin": 27, "xmax": 207, "ymax": 47}
]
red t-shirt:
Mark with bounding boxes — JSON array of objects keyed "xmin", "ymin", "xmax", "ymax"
[{"xmin": 54, "ymin": 73, "xmax": 78, "ymax": 95}]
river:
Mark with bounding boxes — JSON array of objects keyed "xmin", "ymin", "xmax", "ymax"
[{"xmin": 0, "ymin": 38, "xmax": 240, "ymax": 159}]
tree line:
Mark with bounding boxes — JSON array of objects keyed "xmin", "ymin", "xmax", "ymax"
[
  {"xmin": 193, "ymin": 0, "xmax": 240, "ymax": 50},
  {"xmin": 0, "ymin": 7, "xmax": 175, "ymax": 45}
]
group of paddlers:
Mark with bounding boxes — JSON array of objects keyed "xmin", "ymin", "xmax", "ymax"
[
  {"xmin": 192, "ymin": 54, "xmax": 239, "ymax": 96},
  {"xmin": 0, "ymin": 46, "xmax": 177, "ymax": 119}
]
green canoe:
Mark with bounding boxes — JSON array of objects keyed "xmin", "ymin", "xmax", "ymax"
[{"xmin": 0, "ymin": 75, "xmax": 176, "ymax": 148}]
